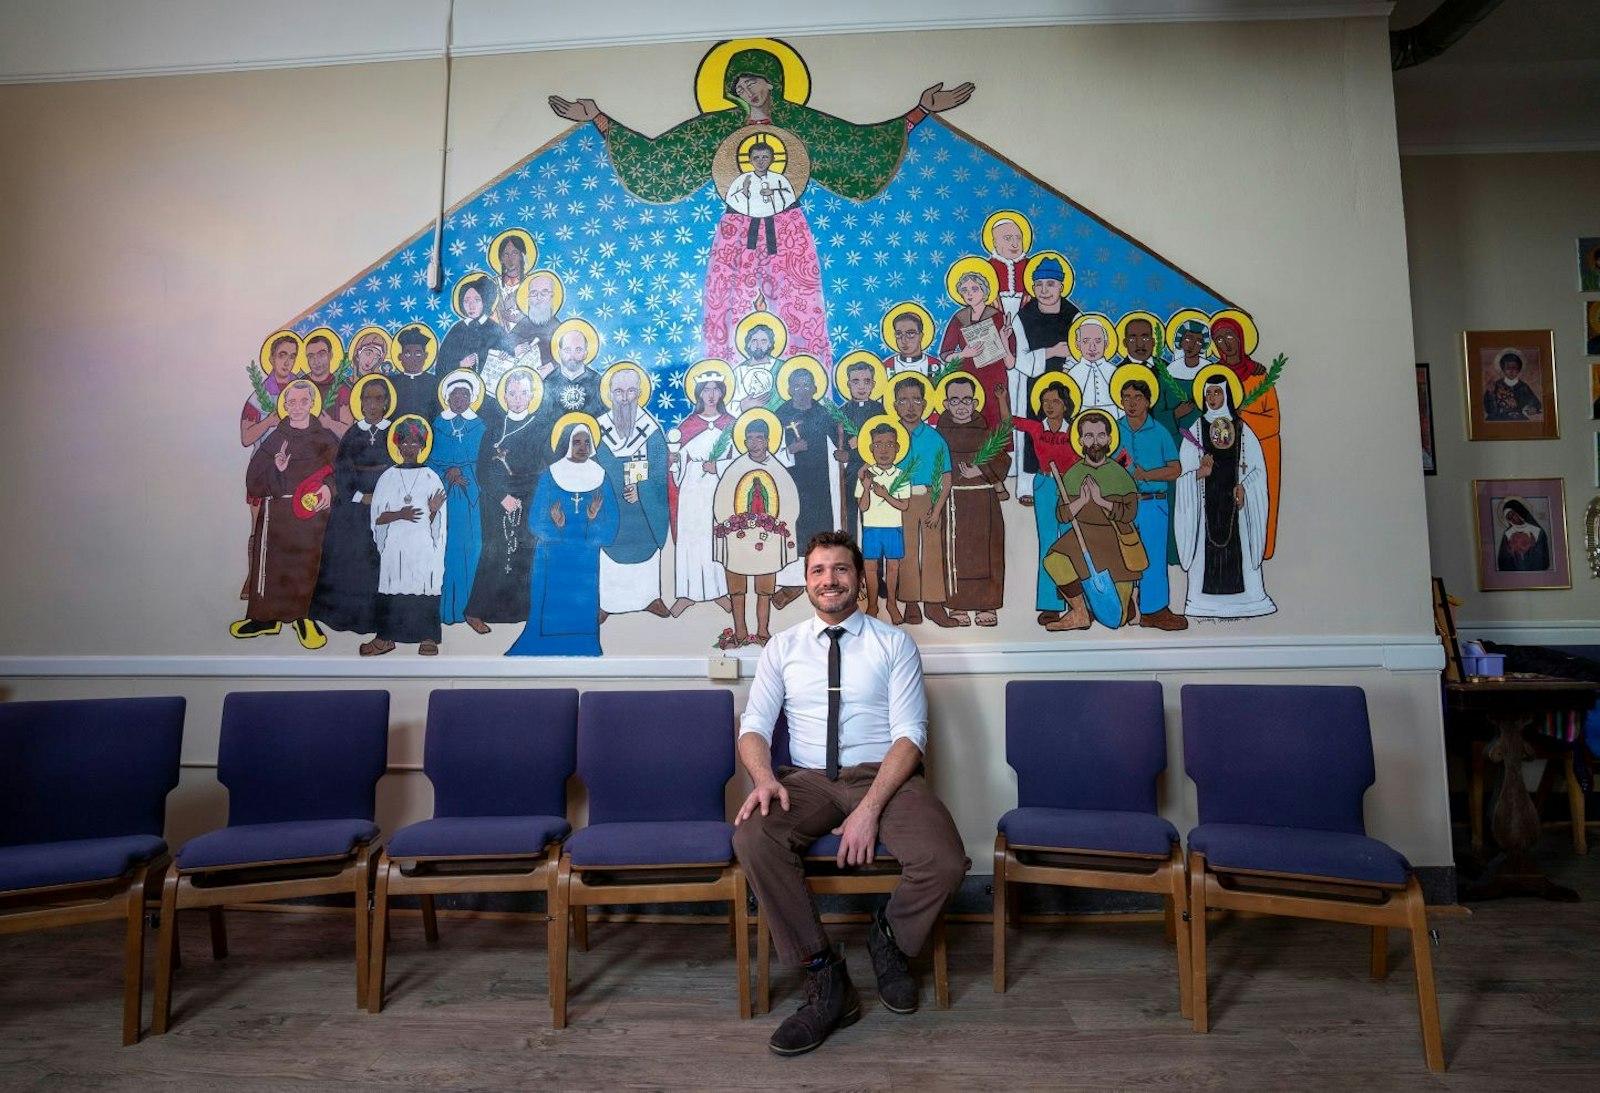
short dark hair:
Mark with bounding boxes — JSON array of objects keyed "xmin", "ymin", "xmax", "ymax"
[
  {"xmin": 870, "ymin": 422, "xmax": 897, "ymax": 439},
  {"xmin": 894, "ymin": 376, "xmax": 924, "ymax": 399},
  {"xmin": 270, "ymin": 335, "xmax": 298, "ymax": 357},
  {"xmin": 397, "ymin": 325, "xmax": 431, "ymax": 348},
  {"xmin": 306, "ymin": 334, "xmax": 333, "ymax": 353},
  {"xmin": 1078, "ymin": 410, "xmax": 1114, "ymax": 436},
  {"xmin": 803, "ymin": 531, "xmax": 864, "ymax": 576},
  {"xmin": 943, "ymin": 375, "xmax": 977, "ymax": 397},
  {"xmin": 892, "ymin": 310, "xmax": 924, "ymax": 334},
  {"xmin": 1119, "ymin": 379, "xmax": 1152, "ymax": 402},
  {"xmin": 846, "ymin": 360, "xmax": 876, "ymax": 379},
  {"xmin": 1500, "ymin": 352, "xmax": 1524, "ymax": 371}
]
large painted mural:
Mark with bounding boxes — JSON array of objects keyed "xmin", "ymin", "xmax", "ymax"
[{"xmin": 231, "ymin": 37, "xmax": 1286, "ymax": 657}]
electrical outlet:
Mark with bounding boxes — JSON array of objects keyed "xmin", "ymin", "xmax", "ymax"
[{"xmin": 708, "ymin": 655, "xmax": 739, "ymax": 681}]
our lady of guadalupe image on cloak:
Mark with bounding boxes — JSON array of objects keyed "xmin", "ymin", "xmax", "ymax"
[{"xmin": 549, "ymin": 39, "xmax": 974, "ymax": 373}]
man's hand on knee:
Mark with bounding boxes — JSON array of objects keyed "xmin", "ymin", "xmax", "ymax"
[
  {"xmin": 736, "ymin": 777, "xmax": 790, "ymax": 825},
  {"xmin": 832, "ymin": 806, "xmax": 879, "ymax": 867}
]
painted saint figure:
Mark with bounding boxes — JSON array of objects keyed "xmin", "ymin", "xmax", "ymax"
[
  {"xmin": 939, "ymin": 263, "xmax": 1014, "ymax": 432},
  {"xmin": 1211, "ymin": 315, "xmax": 1282, "ymax": 559},
  {"xmin": 439, "ymin": 274, "xmax": 515, "ymax": 377},
  {"xmin": 1483, "ymin": 349, "xmax": 1543, "ymax": 422},
  {"xmin": 1007, "ymin": 377, "xmax": 1081, "ymax": 625},
  {"xmin": 730, "ymin": 319, "xmax": 782, "ymax": 415},
  {"xmin": 713, "ymin": 413, "xmax": 801, "ymax": 645},
  {"xmin": 364, "ymin": 417, "xmax": 448, "ymax": 656},
  {"xmin": 1042, "ymin": 411, "xmax": 1145, "ymax": 632},
  {"xmin": 464, "ymin": 367, "xmax": 547, "ymax": 633},
  {"xmin": 772, "ymin": 357, "xmax": 839, "ymax": 606},
  {"xmin": 311, "ymin": 374, "xmax": 395, "ymax": 636},
  {"xmin": 1011, "ymin": 256, "xmax": 1079, "ymax": 503},
  {"xmin": 390, "ymin": 324, "xmax": 442, "ymax": 424},
  {"xmin": 1496, "ymin": 499, "xmax": 1551, "ymax": 572},
  {"xmin": 670, "ymin": 364, "xmax": 737, "ymax": 616},
  {"xmin": 1110, "ymin": 369, "xmax": 1186, "ymax": 631},
  {"xmin": 881, "ymin": 305, "xmax": 943, "ymax": 381},
  {"xmin": 431, "ymin": 371, "xmax": 487, "ymax": 626},
  {"xmin": 595, "ymin": 363, "xmax": 672, "ymax": 619},
  {"xmin": 935, "ymin": 375, "xmax": 1008, "ymax": 626},
  {"xmin": 855, "ymin": 419, "xmax": 911, "ymax": 622},
  {"xmin": 890, "ymin": 375, "xmax": 956, "ymax": 628}
]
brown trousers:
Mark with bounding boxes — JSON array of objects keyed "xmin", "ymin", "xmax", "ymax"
[{"xmin": 732, "ymin": 763, "xmax": 967, "ymax": 966}]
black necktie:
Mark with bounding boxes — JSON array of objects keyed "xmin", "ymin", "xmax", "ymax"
[{"xmin": 824, "ymin": 626, "xmax": 844, "ymax": 780}]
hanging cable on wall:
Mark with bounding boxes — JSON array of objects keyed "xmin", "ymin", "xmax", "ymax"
[{"xmin": 429, "ymin": 0, "xmax": 457, "ymax": 294}]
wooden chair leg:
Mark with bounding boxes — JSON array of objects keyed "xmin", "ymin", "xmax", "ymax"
[
  {"xmin": 572, "ymin": 905, "xmax": 589, "ymax": 952},
  {"xmin": 1469, "ymin": 741, "xmax": 1486, "ymax": 855},
  {"xmin": 992, "ymin": 834, "xmax": 1007, "ymax": 994},
  {"xmin": 1403, "ymin": 877, "xmax": 1445, "ymax": 1072},
  {"xmin": 933, "ymin": 914, "xmax": 950, "ymax": 1010},
  {"xmin": 1170, "ymin": 848, "xmax": 1192, "ymax": 1021},
  {"xmin": 756, "ymin": 908, "xmax": 772, "ymax": 1015},
  {"xmin": 732, "ymin": 868, "xmax": 751, "ymax": 1020},
  {"xmin": 1188, "ymin": 851, "xmax": 1208, "ymax": 1034},
  {"xmin": 1371, "ymin": 925, "xmax": 1389, "ymax": 980},
  {"xmin": 121, "ymin": 865, "xmax": 153, "ymax": 1046},
  {"xmin": 207, "ymin": 905, "xmax": 227, "ymax": 960},
  {"xmin": 1564, "ymin": 754, "xmax": 1587, "ymax": 855},
  {"xmin": 353, "ymin": 847, "xmax": 372, "ymax": 1008},
  {"xmin": 420, "ymin": 894, "xmax": 439, "ymax": 944},
  {"xmin": 367, "ymin": 858, "xmax": 393, "ymax": 1013},
  {"xmin": 550, "ymin": 857, "xmax": 572, "ymax": 1029},
  {"xmin": 152, "ymin": 869, "xmax": 181, "ymax": 1035}
]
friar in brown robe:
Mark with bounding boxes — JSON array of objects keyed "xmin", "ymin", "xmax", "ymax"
[{"xmin": 935, "ymin": 375, "xmax": 1009, "ymax": 624}]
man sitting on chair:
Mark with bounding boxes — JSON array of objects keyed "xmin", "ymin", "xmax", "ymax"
[{"xmin": 733, "ymin": 530, "xmax": 966, "ymax": 1056}]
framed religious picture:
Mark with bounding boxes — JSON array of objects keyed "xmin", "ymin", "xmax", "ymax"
[
  {"xmin": 1462, "ymin": 329, "xmax": 1558, "ymax": 441},
  {"xmin": 1416, "ymin": 363, "xmax": 1436, "ymax": 474},
  {"xmin": 1473, "ymin": 477, "xmax": 1571, "ymax": 591},
  {"xmin": 1591, "ymin": 361, "xmax": 1600, "ymax": 421},
  {"xmin": 1587, "ymin": 300, "xmax": 1600, "ymax": 355},
  {"xmin": 1580, "ymin": 236, "xmax": 1600, "ymax": 292}
]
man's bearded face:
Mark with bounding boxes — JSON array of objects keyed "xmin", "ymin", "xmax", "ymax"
[{"xmin": 527, "ymin": 278, "xmax": 556, "ymax": 323}]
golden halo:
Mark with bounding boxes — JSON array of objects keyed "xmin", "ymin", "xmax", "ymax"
[
  {"xmin": 1068, "ymin": 313, "xmax": 1120, "ymax": 363},
  {"xmin": 259, "ymin": 330, "xmax": 305, "ymax": 378},
  {"xmin": 776, "ymin": 354, "xmax": 828, "ymax": 400},
  {"xmin": 1029, "ymin": 372, "xmax": 1083, "ymax": 416},
  {"xmin": 1191, "ymin": 363, "xmax": 1245, "ymax": 411},
  {"xmin": 1165, "ymin": 308, "xmax": 1213, "ymax": 357},
  {"xmin": 733, "ymin": 408, "xmax": 783, "ymax": 454},
  {"xmin": 386, "ymin": 414, "xmax": 435, "ymax": 465},
  {"xmin": 451, "ymin": 271, "xmax": 498, "ymax": 320},
  {"xmin": 881, "ymin": 301, "xmax": 936, "ymax": 355},
  {"xmin": 886, "ymin": 371, "xmax": 937, "ymax": 419},
  {"xmin": 1023, "ymin": 251, "xmax": 1074, "ymax": 299},
  {"xmin": 394, "ymin": 323, "xmax": 440, "ymax": 374},
  {"xmin": 694, "ymin": 38, "xmax": 812, "ymax": 114},
  {"xmin": 275, "ymin": 377, "xmax": 325, "ymax": 419},
  {"xmin": 738, "ymin": 131, "xmax": 788, "ymax": 172},
  {"xmin": 946, "ymin": 256, "xmax": 999, "ymax": 306},
  {"xmin": 734, "ymin": 311, "xmax": 788, "ymax": 359},
  {"xmin": 550, "ymin": 318, "xmax": 600, "ymax": 366},
  {"xmin": 1069, "ymin": 411, "xmax": 1121, "ymax": 458},
  {"xmin": 1209, "ymin": 308, "xmax": 1259, "ymax": 356},
  {"xmin": 350, "ymin": 374, "xmax": 397, "ymax": 422},
  {"xmin": 684, "ymin": 358, "xmax": 736, "ymax": 402},
  {"xmin": 437, "ymin": 368, "xmax": 486, "ymax": 413},
  {"xmin": 302, "ymin": 326, "xmax": 345, "ymax": 371},
  {"xmin": 486, "ymin": 228, "xmax": 537, "ymax": 277},
  {"xmin": 835, "ymin": 350, "xmax": 887, "ymax": 401},
  {"xmin": 856, "ymin": 413, "xmax": 910, "ymax": 465},
  {"xmin": 712, "ymin": 123, "xmax": 812, "ymax": 203},
  {"xmin": 525, "ymin": 269, "xmax": 564, "ymax": 318},
  {"xmin": 349, "ymin": 325, "xmax": 393, "ymax": 370},
  {"xmin": 495, "ymin": 366, "xmax": 544, "ymax": 414},
  {"xmin": 1110, "ymin": 363, "xmax": 1161, "ymax": 410},
  {"xmin": 599, "ymin": 360, "xmax": 652, "ymax": 409},
  {"xmin": 549, "ymin": 411, "xmax": 601, "ymax": 454},
  {"xmin": 1115, "ymin": 311, "xmax": 1164, "ymax": 360},
  {"xmin": 982, "ymin": 210, "xmax": 1033, "ymax": 257},
  {"xmin": 936, "ymin": 371, "xmax": 986, "ymax": 416}
]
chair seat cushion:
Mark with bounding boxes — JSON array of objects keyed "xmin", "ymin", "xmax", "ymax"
[
  {"xmin": 387, "ymin": 815, "xmax": 570, "ymax": 860},
  {"xmin": 564, "ymin": 821, "xmax": 733, "ymax": 867},
  {"xmin": 802, "ymin": 833, "xmax": 893, "ymax": 860},
  {"xmin": 178, "ymin": 819, "xmax": 380, "ymax": 870},
  {"xmin": 1188, "ymin": 823, "xmax": 1410, "ymax": 885},
  {"xmin": 999, "ymin": 807, "xmax": 1178, "ymax": 857},
  {"xmin": 0, "ymin": 835, "xmax": 167, "ymax": 893}
]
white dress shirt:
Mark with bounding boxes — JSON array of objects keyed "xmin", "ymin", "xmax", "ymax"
[{"xmin": 739, "ymin": 608, "xmax": 928, "ymax": 769}]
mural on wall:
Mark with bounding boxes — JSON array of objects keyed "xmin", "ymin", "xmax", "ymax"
[{"xmin": 231, "ymin": 37, "xmax": 1286, "ymax": 657}]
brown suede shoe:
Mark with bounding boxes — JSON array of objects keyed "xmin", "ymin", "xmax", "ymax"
[
  {"xmin": 1138, "ymin": 607, "xmax": 1189, "ymax": 631},
  {"xmin": 923, "ymin": 604, "xmax": 958, "ymax": 628},
  {"xmin": 769, "ymin": 950, "xmax": 861, "ymax": 1057}
]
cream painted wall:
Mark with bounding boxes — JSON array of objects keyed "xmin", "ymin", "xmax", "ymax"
[
  {"xmin": 0, "ymin": 19, "xmax": 1455, "ymax": 867},
  {"xmin": 1405, "ymin": 152, "xmax": 1600, "ymax": 638}
]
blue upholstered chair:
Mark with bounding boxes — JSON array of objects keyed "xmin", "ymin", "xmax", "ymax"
[
  {"xmin": 0, "ymin": 696, "xmax": 185, "ymax": 1044},
  {"xmin": 1182, "ymin": 684, "xmax": 1444, "ymax": 1072},
  {"xmin": 152, "ymin": 690, "xmax": 389, "ymax": 1033},
  {"xmin": 993, "ymin": 680, "xmax": 1189, "ymax": 1013},
  {"xmin": 550, "ymin": 689, "xmax": 748, "ymax": 1028},
  {"xmin": 367, "ymin": 688, "xmax": 579, "ymax": 1013},
  {"xmin": 753, "ymin": 714, "xmax": 956, "ymax": 1014}
]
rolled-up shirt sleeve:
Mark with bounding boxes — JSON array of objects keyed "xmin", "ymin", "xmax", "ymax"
[
  {"xmin": 738, "ymin": 641, "xmax": 784, "ymax": 745},
  {"xmin": 885, "ymin": 632, "xmax": 928, "ymax": 755}
]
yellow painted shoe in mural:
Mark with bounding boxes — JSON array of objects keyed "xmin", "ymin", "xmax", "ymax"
[
  {"xmin": 229, "ymin": 618, "xmax": 281, "ymax": 639},
  {"xmin": 292, "ymin": 618, "xmax": 327, "ymax": 650}
]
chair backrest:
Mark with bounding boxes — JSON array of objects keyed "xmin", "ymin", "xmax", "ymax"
[
  {"xmin": 1181, "ymin": 684, "xmax": 1374, "ymax": 834},
  {"xmin": 577, "ymin": 690, "xmax": 734, "ymax": 823},
  {"xmin": 1005, "ymin": 680, "xmax": 1166, "ymax": 812},
  {"xmin": 217, "ymin": 690, "xmax": 390, "ymax": 826},
  {"xmin": 425, "ymin": 688, "xmax": 579, "ymax": 818},
  {"xmin": 0, "ymin": 696, "xmax": 185, "ymax": 846}
]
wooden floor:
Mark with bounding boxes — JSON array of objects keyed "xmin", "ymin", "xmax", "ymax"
[{"xmin": 4, "ymin": 848, "xmax": 1598, "ymax": 1091}]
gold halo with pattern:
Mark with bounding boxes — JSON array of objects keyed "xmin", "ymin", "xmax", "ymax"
[
  {"xmin": 946, "ymin": 256, "xmax": 999, "ymax": 306},
  {"xmin": 1068, "ymin": 313, "xmax": 1120, "ymax": 364},
  {"xmin": 350, "ymin": 374, "xmax": 397, "ymax": 422},
  {"xmin": 732, "ymin": 408, "xmax": 783, "ymax": 454},
  {"xmin": 856, "ymin": 413, "xmax": 910, "ymax": 465},
  {"xmin": 302, "ymin": 326, "xmax": 345, "ymax": 373},
  {"xmin": 777, "ymin": 354, "xmax": 828, "ymax": 400},
  {"xmin": 386, "ymin": 414, "xmax": 435, "ymax": 465},
  {"xmin": 982, "ymin": 210, "xmax": 1033, "ymax": 258},
  {"xmin": 525, "ymin": 268, "xmax": 565, "ymax": 317},
  {"xmin": 936, "ymin": 371, "xmax": 986, "ymax": 416},
  {"xmin": 495, "ymin": 366, "xmax": 544, "ymax": 413},
  {"xmin": 1191, "ymin": 363, "xmax": 1245, "ymax": 411},
  {"xmin": 599, "ymin": 360, "xmax": 653, "ymax": 409},
  {"xmin": 1115, "ymin": 311, "xmax": 1164, "ymax": 359},
  {"xmin": 550, "ymin": 318, "xmax": 600, "ymax": 366},
  {"xmin": 684, "ymin": 358, "xmax": 736, "ymax": 402},
  {"xmin": 835, "ymin": 350, "xmax": 887, "ymax": 400},
  {"xmin": 1023, "ymin": 251, "xmax": 1074, "ymax": 298},
  {"xmin": 394, "ymin": 323, "xmax": 440, "ymax": 374},
  {"xmin": 734, "ymin": 310, "xmax": 788, "ymax": 359},
  {"xmin": 886, "ymin": 370, "xmax": 938, "ymax": 417},
  {"xmin": 349, "ymin": 325, "xmax": 393, "ymax": 369},
  {"xmin": 487, "ymin": 228, "xmax": 537, "ymax": 277},
  {"xmin": 880, "ymin": 301, "xmax": 936, "ymax": 355},
  {"xmin": 275, "ymin": 377, "xmax": 325, "ymax": 419},
  {"xmin": 259, "ymin": 330, "xmax": 305, "ymax": 378},
  {"xmin": 1029, "ymin": 372, "xmax": 1083, "ymax": 417},
  {"xmin": 694, "ymin": 37, "xmax": 812, "ymax": 114},
  {"xmin": 1069, "ymin": 410, "xmax": 1121, "ymax": 458},
  {"xmin": 549, "ymin": 411, "xmax": 601, "ymax": 454},
  {"xmin": 451, "ymin": 271, "xmax": 497, "ymax": 320},
  {"xmin": 1209, "ymin": 308, "xmax": 1259, "ymax": 356},
  {"xmin": 1165, "ymin": 308, "xmax": 1213, "ymax": 357},
  {"xmin": 437, "ymin": 368, "xmax": 486, "ymax": 413},
  {"xmin": 711, "ymin": 125, "xmax": 811, "ymax": 201},
  {"xmin": 1110, "ymin": 363, "xmax": 1161, "ymax": 410}
]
